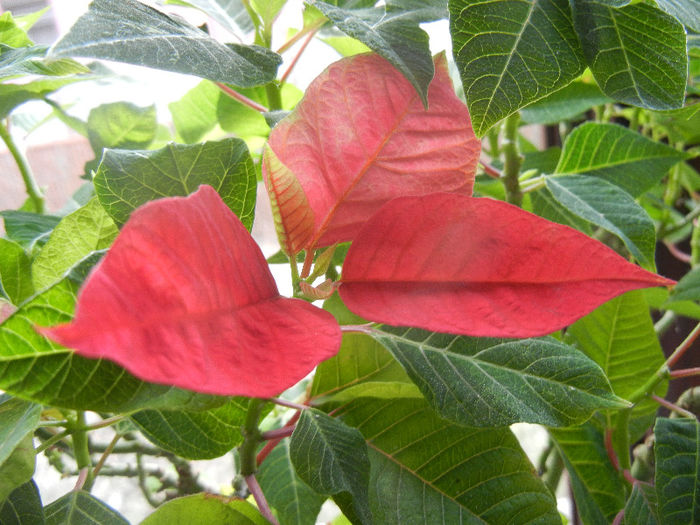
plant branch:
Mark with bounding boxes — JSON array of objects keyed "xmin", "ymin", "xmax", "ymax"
[
  {"xmin": 136, "ymin": 452, "xmax": 162, "ymax": 508},
  {"xmin": 216, "ymin": 83, "xmax": 269, "ymax": 113},
  {"xmin": 268, "ymin": 397, "xmax": 308, "ymax": 411},
  {"xmin": 238, "ymin": 398, "xmax": 266, "ymax": 477},
  {"xmin": 71, "ymin": 412, "xmax": 94, "ymax": 491},
  {"xmin": 280, "ymin": 29, "xmax": 317, "ymax": 85},
  {"xmin": 92, "ymin": 433, "xmax": 121, "ymax": 478},
  {"xmin": 276, "ymin": 19, "xmax": 325, "ymax": 54},
  {"xmin": 667, "ymin": 321, "xmax": 700, "ymax": 369},
  {"xmin": 479, "ymin": 160, "xmax": 501, "ymax": 179},
  {"xmin": 0, "ymin": 120, "xmax": 44, "ymax": 213},
  {"xmin": 651, "ymin": 394, "xmax": 697, "ymax": 419},
  {"xmin": 501, "ymin": 113, "xmax": 523, "ymax": 206},
  {"xmin": 246, "ymin": 473, "xmax": 279, "ymax": 525},
  {"xmin": 663, "ymin": 241, "xmax": 691, "ymax": 263},
  {"xmin": 261, "ymin": 425, "xmax": 296, "ymax": 441},
  {"xmin": 257, "ymin": 411, "xmax": 301, "ymax": 466},
  {"xmin": 35, "ymin": 428, "xmax": 71, "ymax": 454},
  {"xmin": 670, "ymin": 367, "xmax": 700, "ymax": 379}
]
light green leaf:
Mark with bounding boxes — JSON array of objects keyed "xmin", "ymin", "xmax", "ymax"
[
  {"xmin": 290, "ymin": 409, "xmax": 371, "ymax": 524},
  {"xmin": 316, "ymin": 381, "xmax": 422, "ymax": 405},
  {"xmin": 309, "ymin": 0, "xmax": 434, "ymax": 105},
  {"xmin": 32, "ymin": 199, "xmax": 117, "ymax": 290},
  {"xmin": 257, "ymin": 438, "xmax": 326, "ymax": 525},
  {"xmin": 654, "ymin": 417, "xmax": 699, "ymax": 525},
  {"xmin": 622, "ymin": 482, "xmax": 659, "ymax": 525},
  {"xmin": 0, "ymin": 273, "xmax": 224, "ymax": 413},
  {"xmin": 320, "ymin": 35, "xmax": 371, "ymax": 56},
  {"xmin": 555, "ymin": 122, "xmax": 687, "ymax": 197},
  {"xmin": 169, "ymin": 80, "xmax": 220, "ymax": 144},
  {"xmin": 0, "ymin": 77, "xmax": 82, "ymax": 119},
  {"xmin": 0, "ymin": 45, "xmax": 89, "ymax": 79},
  {"xmin": 336, "ymin": 397, "xmax": 560, "ymax": 524},
  {"xmin": 552, "ymin": 423, "xmax": 626, "ymax": 523},
  {"xmin": 94, "ymin": 139, "xmax": 257, "ymax": 228},
  {"xmin": 44, "ymin": 491, "xmax": 128, "ymax": 525},
  {"xmin": 0, "ymin": 12, "xmax": 33, "ymax": 48},
  {"xmin": 371, "ymin": 325, "xmax": 626, "ymax": 427},
  {"xmin": 572, "ymin": 1, "xmax": 687, "ymax": 110},
  {"xmin": 651, "ymin": 103, "xmax": 700, "ymax": 146},
  {"xmin": 568, "ymin": 290, "xmax": 667, "ymax": 440},
  {"xmin": 251, "ymin": 0, "xmax": 287, "ymax": 26},
  {"xmin": 130, "ymin": 398, "xmax": 251, "ymax": 459},
  {"xmin": 545, "ymin": 174, "xmax": 656, "ymax": 268},
  {"xmin": 172, "ymin": 0, "xmax": 255, "ymax": 35},
  {"xmin": 655, "ymin": 0, "xmax": 700, "ymax": 32},
  {"xmin": 0, "ymin": 239, "xmax": 33, "ymax": 305},
  {"xmin": 141, "ymin": 494, "xmax": 268, "ymax": 525},
  {"xmin": 0, "ymin": 434, "xmax": 34, "ymax": 504},
  {"xmin": 0, "ymin": 480, "xmax": 44, "ymax": 525},
  {"xmin": 520, "ymin": 81, "xmax": 611, "ymax": 125},
  {"xmin": 0, "ymin": 211, "xmax": 60, "ymax": 251},
  {"xmin": 87, "ymin": 102, "xmax": 157, "ymax": 154},
  {"xmin": 0, "ymin": 394, "xmax": 41, "ymax": 466},
  {"xmin": 449, "ymin": 0, "xmax": 585, "ymax": 136},
  {"xmin": 51, "ymin": 0, "xmax": 281, "ymax": 87},
  {"xmin": 666, "ymin": 266, "xmax": 700, "ymax": 303}
]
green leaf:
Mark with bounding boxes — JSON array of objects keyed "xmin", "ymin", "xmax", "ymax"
[
  {"xmin": 44, "ymin": 491, "xmax": 128, "ymax": 525},
  {"xmin": 572, "ymin": 1, "xmax": 687, "ymax": 110},
  {"xmin": 86, "ymin": 102, "xmax": 157, "ymax": 154},
  {"xmin": 654, "ymin": 417, "xmax": 699, "ymax": 525},
  {"xmin": 622, "ymin": 482, "xmax": 659, "ymax": 525},
  {"xmin": 0, "ymin": 239, "xmax": 33, "ymax": 305},
  {"xmin": 0, "ymin": 274, "xmax": 224, "ymax": 413},
  {"xmin": 335, "ymin": 397, "xmax": 560, "ymax": 524},
  {"xmin": 0, "ymin": 12, "xmax": 33, "ymax": 48},
  {"xmin": 651, "ymin": 103, "xmax": 700, "ymax": 145},
  {"xmin": 0, "ymin": 394, "xmax": 41, "ymax": 466},
  {"xmin": 309, "ymin": 0, "xmax": 434, "ymax": 105},
  {"xmin": 173, "ymin": 0, "xmax": 255, "ymax": 35},
  {"xmin": 530, "ymin": 186, "xmax": 593, "ymax": 232},
  {"xmin": 552, "ymin": 423, "xmax": 626, "ymax": 523},
  {"xmin": 666, "ymin": 266, "xmax": 700, "ymax": 303},
  {"xmin": 130, "ymin": 398, "xmax": 251, "ymax": 459},
  {"xmin": 0, "ymin": 45, "xmax": 89, "ymax": 79},
  {"xmin": 251, "ymin": 0, "xmax": 287, "ymax": 26},
  {"xmin": 568, "ymin": 290, "xmax": 667, "ymax": 440},
  {"xmin": 0, "ymin": 77, "xmax": 82, "ymax": 119},
  {"xmin": 141, "ymin": 494, "xmax": 268, "ymax": 525},
  {"xmin": 555, "ymin": 122, "xmax": 687, "ymax": 197},
  {"xmin": 0, "ymin": 434, "xmax": 34, "ymax": 504},
  {"xmin": 32, "ymin": 199, "xmax": 118, "ymax": 290},
  {"xmin": 545, "ymin": 174, "xmax": 656, "ymax": 268},
  {"xmin": 290, "ymin": 408, "xmax": 371, "ymax": 524},
  {"xmin": 385, "ymin": 0, "xmax": 448, "ymax": 21},
  {"xmin": 0, "ymin": 211, "xmax": 61, "ymax": 250},
  {"xmin": 370, "ymin": 325, "xmax": 626, "ymax": 427},
  {"xmin": 0, "ymin": 481, "xmax": 45, "ymax": 525},
  {"xmin": 449, "ymin": 0, "xmax": 585, "ymax": 136},
  {"xmin": 94, "ymin": 139, "xmax": 257, "ymax": 228},
  {"xmin": 257, "ymin": 438, "xmax": 326, "ymax": 525},
  {"xmin": 520, "ymin": 81, "xmax": 611, "ymax": 125},
  {"xmin": 51, "ymin": 0, "xmax": 281, "ymax": 87},
  {"xmin": 655, "ymin": 0, "xmax": 700, "ymax": 31},
  {"xmin": 169, "ymin": 80, "xmax": 220, "ymax": 143}
]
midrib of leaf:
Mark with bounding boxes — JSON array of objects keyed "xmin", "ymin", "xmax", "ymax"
[
  {"xmin": 479, "ymin": 1, "xmax": 535, "ymax": 135},
  {"xmin": 311, "ymin": 355, "xmax": 398, "ymax": 400},
  {"xmin": 607, "ymin": 5, "xmax": 642, "ymax": 102}
]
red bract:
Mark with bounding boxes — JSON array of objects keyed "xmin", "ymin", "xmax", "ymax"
[
  {"xmin": 40, "ymin": 186, "xmax": 342, "ymax": 397},
  {"xmin": 339, "ymin": 193, "xmax": 675, "ymax": 338},
  {"xmin": 263, "ymin": 52, "xmax": 480, "ymax": 255}
]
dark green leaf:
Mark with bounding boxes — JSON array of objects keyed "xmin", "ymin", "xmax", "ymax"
[
  {"xmin": 0, "ymin": 12, "xmax": 33, "ymax": 48},
  {"xmin": 530, "ymin": 186, "xmax": 593, "ymax": 232},
  {"xmin": 94, "ymin": 139, "xmax": 257, "ymax": 228},
  {"xmin": 0, "ymin": 45, "xmax": 89, "ymax": 79},
  {"xmin": 545, "ymin": 174, "xmax": 656, "ymax": 268},
  {"xmin": 0, "ymin": 481, "xmax": 44, "ymax": 525},
  {"xmin": 555, "ymin": 122, "xmax": 687, "ymax": 197},
  {"xmin": 0, "ymin": 394, "xmax": 41, "ymax": 466},
  {"xmin": 622, "ymin": 483, "xmax": 659, "ymax": 525},
  {"xmin": 572, "ymin": 1, "xmax": 687, "ymax": 110},
  {"xmin": 290, "ymin": 408, "xmax": 371, "ymax": 524},
  {"xmin": 655, "ymin": 0, "xmax": 700, "ymax": 31},
  {"xmin": 32, "ymin": 199, "xmax": 117, "ymax": 290},
  {"xmin": 51, "ymin": 0, "xmax": 281, "ymax": 87},
  {"xmin": 449, "ymin": 0, "xmax": 585, "ymax": 136},
  {"xmin": 172, "ymin": 0, "xmax": 255, "ymax": 35},
  {"xmin": 371, "ymin": 325, "xmax": 626, "ymax": 427},
  {"xmin": 310, "ymin": 0, "xmax": 434, "ymax": 105},
  {"xmin": 0, "ymin": 239, "xmax": 33, "ymax": 305},
  {"xmin": 0, "ymin": 276, "xmax": 224, "ymax": 413},
  {"xmin": 335, "ymin": 397, "xmax": 560, "ymax": 524},
  {"xmin": 520, "ymin": 81, "xmax": 611, "ymax": 124},
  {"xmin": 141, "ymin": 494, "xmax": 268, "ymax": 525},
  {"xmin": 385, "ymin": 0, "xmax": 448, "ymax": 21},
  {"xmin": 666, "ymin": 266, "xmax": 700, "ymax": 303},
  {"xmin": 654, "ymin": 417, "xmax": 699, "ymax": 525},
  {"xmin": 87, "ymin": 102, "xmax": 157, "ymax": 154},
  {"xmin": 568, "ymin": 291, "xmax": 666, "ymax": 440},
  {"xmin": 552, "ymin": 423, "xmax": 626, "ymax": 523},
  {"xmin": 257, "ymin": 438, "xmax": 326, "ymax": 525},
  {"xmin": 44, "ymin": 491, "xmax": 128, "ymax": 525},
  {"xmin": 131, "ymin": 398, "xmax": 251, "ymax": 459},
  {"xmin": 0, "ymin": 211, "xmax": 60, "ymax": 250},
  {"xmin": 0, "ymin": 434, "xmax": 34, "ymax": 504}
]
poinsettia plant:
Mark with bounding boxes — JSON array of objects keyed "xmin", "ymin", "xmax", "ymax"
[{"xmin": 0, "ymin": 0, "xmax": 698, "ymax": 524}]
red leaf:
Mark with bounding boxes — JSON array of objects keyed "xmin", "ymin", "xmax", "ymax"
[
  {"xmin": 263, "ymin": 52, "xmax": 480, "ymax": 254},
  {"xmin": 40, "ymin": 186, "xmax": 341, "ymax": 397},
  {"xmin": 339, "ymin": 193, "xmax": 674, "ymax": 338}
]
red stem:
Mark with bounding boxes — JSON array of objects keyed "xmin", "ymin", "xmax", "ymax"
[
  {"xmin": 605, "ymin": 428, "xmax": 620, "ymax": 471},
  {"xmin": 670, "ymin": 367, "xmax": 700, "ymax": 379},
  {"xmin": 667, "ymin": 322, "xmax": 700, "ymax": 369},
  {"xmin": 664, "ymin": 241, "xmax": 692, "ymax": 263},
  {"xmin": 479, "ymin": 160, "xmax": 502, "ymax": 179},
  {"xmin": 257, "ymin": 411, "xmax": 301, "ymax": 466},
  {"xmin": 245, "ymin": 473, "xmax": 279, "ymax": 525},
  {"xmin": 280, "ymin": 29, "xmax": 317, "ymax": 85},
  {"xmin": 276, "ymin": 19, "xmax": 325, "ymax": 54},
  {"xmin": 261, "ymin": 426, "xmax": 296, "ymax": 441},
  {"xmin": 612, "ymin": 509, "xmax": 624, "ymax": 525},
  {"xmin": 651, "ymin": 394, "xmax": 697, "ymax": 419},
  {"xmin": 216, "ymin": 83, "xmax": 269, "ymax": 113}
]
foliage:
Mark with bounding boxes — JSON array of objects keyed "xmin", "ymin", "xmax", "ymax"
[{"xmin": 0, "ymin": 0, "xmax": 698, "ymax": 523}]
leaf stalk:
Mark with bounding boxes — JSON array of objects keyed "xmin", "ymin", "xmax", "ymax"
[{"xmin": 0, "ymin": 120, "xmax": 44, "ymax": 213}]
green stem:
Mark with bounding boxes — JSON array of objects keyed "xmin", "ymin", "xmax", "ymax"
[
  {"xmin": 238, "ymin": 398, "xmax": 266, "ymax": 477},
  {"xmin": 35, "ymin": 428, "xmax": 71, "ymax": 454},
  {"xmin": 502, "ymin": 113, "xmax": 523, "ymax": 206},
  {"xmin": 265, "ymin": 81, "xmax": 283, "ymax": 111},
  {"xmin": 0, "ymin": 120, "xmax": 44, "ymax": 213},
  {"xmin": 486, "ymin": 126, "xmax": 500, "ymax": 157},
  {"xmin": 71, "ymin": 412, "xmax": 94, "ymax": 491},
  {"xmin": 691, "ymin": 219, "xmax": 700, "ymax": 267},
  {"xmin": 542, "ymin": 449, "xmax": 564, "ymax": 494}
]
